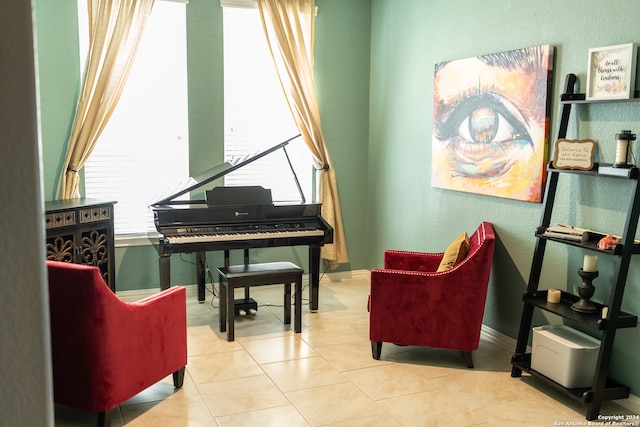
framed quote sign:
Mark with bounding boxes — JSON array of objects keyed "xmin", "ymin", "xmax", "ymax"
[
  {"xmin": 552, "ymin": 139, "xmax": 597, "ymax": 171},
  {"xmin": 586, "ymin": 43, "xmax": 637, "ymax": 100}
]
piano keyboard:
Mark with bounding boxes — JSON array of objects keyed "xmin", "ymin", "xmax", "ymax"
[{"xmin": 165, "ymin": 227, "xmax": 325, "ymax": 244}]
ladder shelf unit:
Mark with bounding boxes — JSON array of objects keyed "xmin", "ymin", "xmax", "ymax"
[{"xmin": 510, "ymin": 73, "xmax": 640, "ymax": 420}]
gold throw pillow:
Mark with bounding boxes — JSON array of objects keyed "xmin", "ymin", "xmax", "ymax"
[{"xmin": 437, "ymin": 232, "xmax": 470, "ymax": 272}]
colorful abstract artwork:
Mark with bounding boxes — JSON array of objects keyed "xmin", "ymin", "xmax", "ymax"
[{"xmin": 432, "ymin": 45, "xmax": 554, "ymax": 202}]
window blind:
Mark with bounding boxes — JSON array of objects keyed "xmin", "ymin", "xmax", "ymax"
[
  {"xmin": 222, "ymin": 6, "xmax": 312, "ymax": 203},
  {"xmin": 80, "ymin": 1, "xmax": 190, "ymax": 236}
]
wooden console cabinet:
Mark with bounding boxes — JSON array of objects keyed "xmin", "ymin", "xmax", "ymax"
[{"xmin": 44, "ymin": 198, "xmax": 116, "ymax": 291}]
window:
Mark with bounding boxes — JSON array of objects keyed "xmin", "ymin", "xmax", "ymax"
[
  {"xmin": 223, "ymin": 6, "xmax": 313, "ymax": 203},
  {"xmin": 80, "ymin": 1, "xmax": 190, "ymax": 237}
]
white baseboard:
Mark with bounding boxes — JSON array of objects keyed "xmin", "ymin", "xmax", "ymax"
[
  {"xmin": 323, "ymin": 268, "xmax": 370, "ymax": 282},
  {"xmin": 480, "ymin": 324, "xmax": 521, "ymax": 352},
  {"xmin": 116, "ymin": 269, "xmax": 373, "ymax": 302}
]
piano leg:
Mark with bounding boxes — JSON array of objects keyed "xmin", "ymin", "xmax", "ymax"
[
  {"xmin": 309, "ymin": 245, "xmax": 321, "ymax": 312},
  {"xmin": 219, "ymin": 270, "xmax": 227, "ymax": 333},
  {"xmin": 159, "ymin": 254, "xmax": 171, "ymax": 291},
  {"xmin": 196, "ymin": 251, "xmax": 206, "ymax": 303}
]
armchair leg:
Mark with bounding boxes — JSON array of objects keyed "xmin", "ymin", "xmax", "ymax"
[
  {"xmin": 173, "ymin": 367, "xmax": 186, "ymax": 388},
  {"xmin": 96, "ymin": 409, "xmax": 113, "ymax": 427},
  {"xmin": 371, "ymin": 341, "xmax": 382, "ymax": 360},
  {"xmin": 461, "ymin": 351, "xmax": 474, "ymax": 368}
]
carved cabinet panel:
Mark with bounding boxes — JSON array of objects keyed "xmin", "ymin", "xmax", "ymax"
[{"xmin": 45, "ymin": 199, "xmax": 116, "ymax": 291}]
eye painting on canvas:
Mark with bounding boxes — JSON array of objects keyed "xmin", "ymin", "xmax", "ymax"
[{"xmin": 432, "ymin": 45, "xmax": 554, "ymax": 202}]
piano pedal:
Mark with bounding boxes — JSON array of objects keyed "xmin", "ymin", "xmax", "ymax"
[{"xmin": 234, "ymin": 298, "xmax": 258, "ymax": 316}]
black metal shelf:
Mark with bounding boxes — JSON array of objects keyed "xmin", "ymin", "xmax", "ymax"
[
  {"xmin": 535, "ymin": 235, "xmax": 622, "ymax": 255},
  {"xmin": 534, "ymin": 227, "xmax": 640, "ymax": 256},
  {"xmin": 511, "ymin": 73, "xmax": 640, "ymax": 421},
  {"xmin": 511, "ymin": 353, "xmax": 630, "ymax": 403},
  {"xmin": 560, "ymin": 91, "xmax": 640, "ymax": 104},
  {"xmin": 548, "ymin": 162, "xmax": 640, "ymax": 180},
  {"xmin": 523, "ymin": 290, "xmax": 638, "ymax": 330}
]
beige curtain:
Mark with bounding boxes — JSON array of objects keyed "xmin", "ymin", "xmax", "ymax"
[
  {"xmin": 59, "ymin": 0, "xmax": 155, "ymax": 199},
  {"xmin": 257, "ymin": 0, "xmax": 349, "ymax": 269}
]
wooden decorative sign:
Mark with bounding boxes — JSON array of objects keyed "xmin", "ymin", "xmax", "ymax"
[{"xmin": 552, "ymin": 139, "xmax": 597, "ymax": 170}]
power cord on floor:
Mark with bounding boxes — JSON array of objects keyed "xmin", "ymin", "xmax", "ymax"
[
  {"xmin": 301, "ymin": 262, "xmax": 330, "ymax": 302},
  {"xmin": 179, "ymin": 252, "xmax": 220, "ymax": 308},
  {"xmin": 204, "ymin": 257, "xmax": 220, "ymax": 309}
]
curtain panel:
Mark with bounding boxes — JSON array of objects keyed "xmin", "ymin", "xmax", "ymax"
[
  {"xmin": 59, "ymin": 0, "xmax": 155, "ymax": 199},
  {"xmin": 257, "ymin": 0, "xmax": 349, "ymax": 269}
]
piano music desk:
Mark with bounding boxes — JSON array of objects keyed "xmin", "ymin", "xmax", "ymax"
[{"xmin": 217, "ymin": 262, "xmax": 303, "ymax": 341}]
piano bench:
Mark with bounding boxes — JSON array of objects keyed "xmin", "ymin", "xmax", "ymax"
[{"xmin": 217, "ymin": 262, "xmax": 304, "ymax": 342}]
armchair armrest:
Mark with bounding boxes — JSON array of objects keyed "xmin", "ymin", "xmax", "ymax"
[
  {"xmin": 371, "ymin": 266, "xmax": 485, "ymax": 303},
  {"xmin": 98, "ymin": 286, "xmax": 187, "ymax": 403},
  {"xmin": 383, "ymin": 249, "xmax": 442, "ymax": 272},
  {"xmin": 113, "ymin": 286, "xmax": 187, "ymax": 356},
  {"xmin": 369, "ymin": 265, "xmax": 489, "ymax": 350},
  {"xmin": 131, "ymin": 285, "xmax": 186, "ymax": 307}
]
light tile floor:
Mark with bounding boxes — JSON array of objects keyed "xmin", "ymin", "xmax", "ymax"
[{"xmin": 55, "ymin": 272, "xmax": 640, "ymax": 426}]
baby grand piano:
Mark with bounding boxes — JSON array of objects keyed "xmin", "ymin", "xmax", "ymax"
[{"xmin": 150, "ymin": 135, "xmax": 333, "ymax": 311}]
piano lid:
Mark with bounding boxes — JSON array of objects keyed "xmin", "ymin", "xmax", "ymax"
[{"xmin": 151, "ymin": 134, "xmax": 301, "ymax": 207}]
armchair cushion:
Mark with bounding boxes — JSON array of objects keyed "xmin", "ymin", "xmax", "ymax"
[{"xmin": 437, "ymin": 231, "xmax": 470, "ymax": 272}]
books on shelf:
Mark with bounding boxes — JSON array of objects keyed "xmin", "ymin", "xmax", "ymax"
[
  {"xmin": 540, "ymin": 224, "xmax": 640, "ymax": 246},
  {"xmin": 539, "ymin": 224, "xmax": 640, "ymax": 248},
  {"xmin": 598, "ymin": 165, "xmax": 634, "ymax": 177},
  {"xmin": 540, "ymin": 224, "xmax": 603, "ymax": 242}
]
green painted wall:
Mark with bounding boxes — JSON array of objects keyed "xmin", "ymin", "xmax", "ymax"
[
  {"xmin": 369, "ymin": 0, "xmax": 640, "ymax": 395},
  {"xmin": 315, "ymin": 0, "xmax": 372, "ymax": 272},
  {"xmin": 35, "ymin": 0, "xmax": 81, "ymax": 201}
]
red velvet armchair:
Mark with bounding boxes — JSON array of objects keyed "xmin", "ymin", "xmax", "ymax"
[
  {"xmin": 46, "ymin": 260, "xmax": 187, "ymax": 427},
  {"xmin": 368, "ymin": 222, "xmax": 495, "ymax": 368}
]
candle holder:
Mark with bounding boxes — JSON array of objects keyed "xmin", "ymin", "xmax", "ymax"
[
  {"xmin": 614, "ymin": 130, "xmax": 636, "ymax": 168},
  {"xmin": 571, "ymin": 269, "xmax": 599, "ymax": 313}
]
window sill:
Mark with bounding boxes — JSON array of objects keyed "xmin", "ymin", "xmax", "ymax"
[{"xmin": 115, "ymin": 233, "xmax": 157, "ymax": 248}]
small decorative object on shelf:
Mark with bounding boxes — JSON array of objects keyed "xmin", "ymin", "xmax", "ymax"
[
  {"xmin": 572, "ymin": 268, "xmax": 599, "ymax": 314},
  {"xmin": 552, "ymin": 139, "xmax": 597, "ymax": 171},
  {"xmin": 597, "ymin": 234, "xmax": 622, "ymax": 250},
  {"xmin": 586, "ymin": 43, "xmax": 637, "ymax": 100},
  {"xmin": 614, "ymin": 130, "xmax": 636, "ymax": 168},
  {"xmin": 541, "ymin": 224, "xmax": 604, "ymax": 243},
  {"xmin": 547, "ymin": 289, "xmax": 561, "ymax": 303},
  {"xmin": 583, "ymin": 254, "xmax": 598, "ymax": 272}
]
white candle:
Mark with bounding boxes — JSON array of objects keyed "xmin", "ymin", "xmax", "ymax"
[
  {"xmin": 616, "ymin": 140, "xmax": 629, "ymax": 164},
  {"xmin": 583, "ymin": 254, "xmax": 598, "ymax": 272},
  {"xmin": 547, "ymin": 289, "xmax": 561, "ymax": 304}
]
